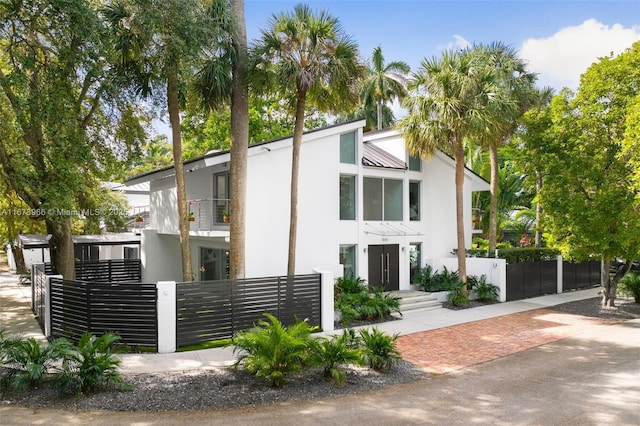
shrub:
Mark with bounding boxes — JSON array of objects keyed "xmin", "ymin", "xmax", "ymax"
[
  {"xmin": 1, "ymin": 336, "xmax": 71, "ymax": 392},
  {"xmin": 472, "ymin": 275, "xmax": 499, "ymax": 302},
  {"xmin": 335, "ymin": 286, "xmax": 401, "ymax": 325},
  {"xmin": 359, "ymin": 328, "xmax": 401, "ymax": 373},
  {"xmin": 412, "ymin": 264, "xmax": 435, "ymax": 290},
  {"xmin": 307, "ymin": 331, "xmax": 363, "ymax": 385},
  {"xmin": 618, "ymin": 272, "xmax": 640, "ymax": 303},
  {"xmin": 55, "ymin": 332, "xmax": 128, "ymax": 395},
  {"xmin": 446, "ymin": 282, "xmax": 470, "ymax": 307},
  {"xmin": 335, "ymin": 275, "xmax": 366, "ymax": 296},
  {"xmin": 230, "ymin": 313, "xmax": 316, "ymax": 387}
]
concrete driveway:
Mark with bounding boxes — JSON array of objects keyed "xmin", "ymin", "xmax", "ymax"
[{"xmin": 2, "ymin": 318, "xmax": 639, "ymax": 425}]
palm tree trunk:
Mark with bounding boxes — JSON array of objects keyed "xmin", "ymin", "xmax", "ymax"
[
  {"xmin": 454, "ymin": 140, "xmax": 467, "ymax": 290},
  {"xmin": 376, "ymin": 99, "xmax": 383, "ymax": 130},
  {"xmin": 535, "ymin": 171, "xmax": 542, "ymax": 247},
  {"xmin": 168, "ymin": 71, "xmax": 192, "ymax": 282},
  {"xmin": 287, "ymin": 91, "xmax": 306, "ymax": 276},
  {"xmin": 229, "ymin": 0, "xmax": 248, "ymax": 280},
  {"xmin": 488, "ymin": 142, "xmax": 499, "ymax": 254}
]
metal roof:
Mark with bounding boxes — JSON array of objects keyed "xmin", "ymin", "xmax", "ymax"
[{"xmin": 362, "ymin": 142, "xmax": 407, "ymax": 170}]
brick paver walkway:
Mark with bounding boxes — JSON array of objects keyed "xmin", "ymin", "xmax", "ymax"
[{"xmin": 397, "ymin": 309, "xmax": 619, "ymax": 374}]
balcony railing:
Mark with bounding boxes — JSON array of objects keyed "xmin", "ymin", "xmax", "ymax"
[{"xmin": 189, "ymin": 198, "xmax": 230, "ymax": 231}]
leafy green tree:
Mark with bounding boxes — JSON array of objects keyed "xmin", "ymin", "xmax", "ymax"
[
  {"xmin": 360, "ymin": 46, "xmax": 410, "ymax": 130},
  {"xmin": 104, "ymin": 0, "xmax": 233, "ymax": 281},
  {"xmin": 539, "ymin": 41, "xmax": 640, "ymax": 306},
  {"xmin": 251, "ymin": 4, "xmax": 364, "ymax": 275},
  {"xmin": 399, "ymin": 47, "xmax": 498, "ymax": 288},
  {"xmin": 0, "ymin": 0, "xmax": 145, "ymax": 278}
]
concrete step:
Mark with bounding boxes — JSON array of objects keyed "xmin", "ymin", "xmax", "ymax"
[{"xmin": 390, "ymin": 290, "xmax": 442, "ymax": 312}]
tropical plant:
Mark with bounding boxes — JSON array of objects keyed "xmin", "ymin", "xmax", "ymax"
[
  {"xmin": 471, "ymin": 275, "xmax": 499, "ymax": 302},
  {"xmin": 307, "ymin": 332, "xmax": 363, "ymax": 385},
  {"xmin": 251, "ymin": 4, "xmax": 364, "ymax": 275},
  {"xmin": 55, "ymin": 332, "xmax": 128, "ymax": 395},
  {"xmin": 335, "ymin": 275, "xmax": 367, "ymax": 296},
  {"xmin": 412, "ymin": 265, "xmax": 436, "ymax": 291},
  {"xmin": 358, "ymin": 328, "xmax": 401, "ymax": 373},
  {"xmin": 618, "ymin": 271, "xmax": 640, "ymax": 303},
  {"xmin": 335, "ymin": 285, "xmax": 401, "ymax": 325},
  {"xmin": 0, "ymin": 336, "xmax": 71, "ymax": 393},
  {"xmin": 446, "ymin": 282, "xmax": 470, "ymax": 307},
  {"xmin": 230, "ymin": 313, "xmax": 317, "ymax": 387},
  {"xmin": 399, "ymin": 47, "xmax": 498, "ymax": 290},
  {"xmin": 360, "ymin": 45, "xmax": 410, "ymax": 130}
]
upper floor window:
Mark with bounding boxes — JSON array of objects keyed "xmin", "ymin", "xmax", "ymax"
[
  {"xmin": 408, "ymin": 154, "xmax": 421, "ymax": 171},
  {"xmin": 340, "ymin": 131, "xmax": 356, "ymax": 164},
  {"xmin": 409, "ymin": 181, "xmax": 421, "ymax": 221},
  {"xmin": 339, "ymin": 175, "xmax": 356, "ymax": 220},
  {"xmin": 363, "ymin": 177, "xmax": 403, "ymax": 221}
]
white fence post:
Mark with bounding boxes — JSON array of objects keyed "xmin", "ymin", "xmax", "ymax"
[
  {"xmin": 557, "ymin": 255, "xmax": 564, "ymax": 294},
  {"xmin": 313, "ymin": 264, "xmax": 343, "ymax": 333},
  {"xmin": 156, "ymin": 281, "xmax": 177, "ymax": 353}
]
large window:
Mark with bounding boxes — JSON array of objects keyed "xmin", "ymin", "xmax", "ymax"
[
  {"xmin": 364, "ymin": 177, "xmax": 403, "ymax": 221},
  {"xmin": 339, "ymin": 175, "xmax": 356, "ymax": 220},
  {"xmin": 409, "ymin": 243, "xmax": 422, "ymax": 282},
  {"xmin": 409, "ymin": 181, "xmax": 421, "ymax": 221},
  {"xmin": 199, "ymin": 247, "xmax": 229, "ymax": 281},
  {"xmin": 340, "ymin": 131, "xmax": 356, "ymax": 164},
  {"xmin": 339, "ymin": 245, "xmax": 357, "ymax": 279}
]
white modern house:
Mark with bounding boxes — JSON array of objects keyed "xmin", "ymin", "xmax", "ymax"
[{"xmin": 127, "ymin": 119, "xmax": 490, "ymax": 289}]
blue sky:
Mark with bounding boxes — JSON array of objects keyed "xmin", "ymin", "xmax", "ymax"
[{"xmin": 245, "ymin": 0, "xmax": 640, "ymax": 92}]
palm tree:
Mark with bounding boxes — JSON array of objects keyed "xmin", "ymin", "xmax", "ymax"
[
  {"xmin": 399, "ymin": 48, "xmax": 497, "ymax": 289},
  {"xmin": 103, "ymin": 0, "xmax": 232, "ymax": 281},
  {"xmin": 251, "ymin": 4, "xmax": 364, "ymax": 275},
  {"xmin": 473, "ymin": 43, "xmax": 537, "ymax": 254},
  {"xmin": 360, "ymin": 46, "xmax": 410, "ymax": 130}
]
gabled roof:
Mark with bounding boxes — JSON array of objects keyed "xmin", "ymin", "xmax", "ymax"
[{"xmin": 362, "ymin": 142, "xmax": 407, "ymax": 170}]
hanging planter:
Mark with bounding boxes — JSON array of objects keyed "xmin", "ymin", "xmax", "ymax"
[
  {"xmin": 135, "ymin": 215, "xmax": 144, "ymax": 223},
  {"xmin": 188, "ymin": 212, "xmax": 195, "ymax": 222}
]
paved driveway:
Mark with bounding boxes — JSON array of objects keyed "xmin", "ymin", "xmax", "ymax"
[{"xmin": 2, "ymin": 317, "xmax": 639, "ymax": 425}]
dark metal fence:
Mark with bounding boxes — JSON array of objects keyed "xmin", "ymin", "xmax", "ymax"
[
  {"xmin": 176, "ymin": 274, "xmax": 321, "ymax": 349},
  {"xmin": 32, "ymin": 264, "xmax": 47, "ymax": 333},
  {"xmin": 506, "ymin": 260, "xmax": 557, "ymax": 301},
  {"xmin": 563, "ymin": 260, "xmax": 601, "ymax": 291},
  {"xmin": 49, "ymin": 278, "xmax": 158, "ymax": 350},
  {"xmin": 45, "ymin": 259, "xmax": 141, "ymax": 283}
]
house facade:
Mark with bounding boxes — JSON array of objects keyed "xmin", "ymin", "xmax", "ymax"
[{"xmin": 128, "ymin": 119, "xmax": 489, "ymax": 289}]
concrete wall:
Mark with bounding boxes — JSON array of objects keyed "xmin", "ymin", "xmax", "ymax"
[
  {"xmin": 429, "ymin": 257, "xmax": 508, "ymax": 302},
  {"xmin": 141, "ymin": 229, "xmax": 183, "ymax": 283}
]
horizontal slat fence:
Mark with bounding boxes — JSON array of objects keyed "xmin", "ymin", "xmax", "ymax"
[
  {"xmin": 49, "ymin": 278, "xmax": 157, "ymax": 350},
  {"xmin": 176, "ymin": 274, "xmax": 321, "ymax": 349},
  {"xmin": 45, "ymin": 259, "xmax": 142, "ymax": 283}
]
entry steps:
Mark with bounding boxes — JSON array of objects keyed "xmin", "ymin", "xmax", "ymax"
[{"xmin": 389, "ymin": 290, "xmax": 442, "ymax": 313}]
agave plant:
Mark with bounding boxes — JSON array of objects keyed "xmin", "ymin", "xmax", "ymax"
[{"xmin": 230, "ymin": 313, "xmax": 316, "ymax": 387}]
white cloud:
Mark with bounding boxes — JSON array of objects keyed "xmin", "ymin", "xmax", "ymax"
[
  {"xmin": 438, "ymin": 34, "xmax": 472, "ymax": 51},
  {"xmin": 520, "ymin": 19, "xmax": 640, "ymax": 92}
]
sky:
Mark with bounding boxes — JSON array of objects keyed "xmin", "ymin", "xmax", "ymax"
[{"xmin": 244, "ymin": 0, "xmax": 640, "ymax": 92}]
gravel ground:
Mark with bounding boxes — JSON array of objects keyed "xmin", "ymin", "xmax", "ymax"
[{"xmin": 2, "ymin": 295, "xmax": 639, "ymax": 413}]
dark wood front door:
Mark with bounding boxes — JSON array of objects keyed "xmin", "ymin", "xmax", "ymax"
[{"xmin": 368, "ymin": 244, "xmax": 399, "ymax": 291}]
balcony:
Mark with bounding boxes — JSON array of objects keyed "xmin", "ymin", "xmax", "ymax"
[{"xmin": 189, "ymin": 198, "xmax": 230, "ymax": 232}]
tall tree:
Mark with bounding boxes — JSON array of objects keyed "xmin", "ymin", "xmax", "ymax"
[
  {"xmin": 251, "ymin": 4, "xmax": 364, "ymax": 275},
  {"xmin": 540, "ymin": 41, "xmax": 640, "ymax": 306},
  {"xmin": 0, "ymin": 0, "xmax": 145, "ymax": 278},
  {"xmin": 399, "ymin": 48, "xmax": 497, "ymax": 289},
  {"xmin": 473, "ymin": 43, "xmax": 536, "ymax": 254},
  {"xmin": 104, "ymin": 0, "xmax": 232, "ymax": 281},
  {"xmin": 360, "ymin": 46, "xmax": 410, "ymax": 130}
]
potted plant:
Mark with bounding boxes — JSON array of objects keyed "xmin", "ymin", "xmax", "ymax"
[
  {"xmin": 135, "ymin": 214, "xmax": 144, "ymax": 223},
  {"xmin": 188, "ymin": 211, "xmax": 195, "ymax": 222},
  {"xmin": 222, "ymin": 210, "xmax": 229, "ymax": 223}
]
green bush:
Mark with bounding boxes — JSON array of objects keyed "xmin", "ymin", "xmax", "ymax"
[
  {"xmin": 0, "ymin": 336, "xmax": 71, "ymax": 392},
  {"xmin": 307, "ymin": 331, "xmax": 363, "ymax": 385},
  {"xmin": 359, "ymin": 328, "xmax": 401, "ymax": 373},
  {"xmin": 55, "ymin": 332, "xmax": 129, "ymax": 395},
  {"xmin": 454, "ymin": 246, "xmax": 560, "ymax": 262},
  {"xmin": 472, "ymin": 275, "xmax": 499, "ymax": 302},
  {"xmin": 618, "ymin": 272, "xmax": 640, "ymax": 303},
  {"xmin": 335, "ymin": 285, "xmax": 401, "ymax": 325},
  {"xmin": 230, "ymin": 313, "xmax": 316, "ymax": 387},
  {"xmin": 446, "ymin": 281, "xmax": 470, "ymax": 307},
  {"xmin": 335, "ymin": 275, "xmax": 366, "ymax": 295}
]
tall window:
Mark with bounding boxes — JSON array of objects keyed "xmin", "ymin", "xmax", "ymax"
[
  {"xmin": 339, "ymin": 245, "xmax": 357, "ymax": 279},
  {"xmin": 409, "ymin": 181, "xmax": 421, "ymax": 221},
  {"xmin": 409, "ymin": 243, "xmax": 422, "ymax": 282},
  {"xmin": 199, "ymin": 247, "xmax": 229, "ymax": 281},
  {"xmin": 408, "ymin": 154, "xmax": 421, "ymax": 171},
  {"xmin": 339, "ymin": 175, "xmax": 356, "ymax": 220},
  {"xmin": 364, "ymin": 177, "xmax": 403, "ymax": 221},
  {"xmin": 340, "ymin": 131, "xmax": 356, "ymax": 164}
]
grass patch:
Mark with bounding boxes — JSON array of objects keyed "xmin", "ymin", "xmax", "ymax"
[{"xmin": 177, "ymin": 339, "xmax": 232, "ymax": 352}]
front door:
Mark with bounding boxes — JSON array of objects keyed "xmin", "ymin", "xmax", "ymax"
[{"xmin": 368, "ymin": 244, "xmax": 399, "ymax": 291}]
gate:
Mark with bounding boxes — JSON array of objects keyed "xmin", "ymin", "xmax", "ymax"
[
  {"xmin": 506, "ymin": 260, "xmax": 557, "ymax": 301},
  {"xmin": 31, "ymin": 264, "xmax": 47, "ymax": 333}
]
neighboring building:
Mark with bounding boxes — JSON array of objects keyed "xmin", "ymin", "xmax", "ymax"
[
  {"xmin": 127, "ymin": 119, "xmax": 489, "ymax": 289},
  {"xmin": 7, "ymin": 233, "xmax": 141, "ymax": 271}
]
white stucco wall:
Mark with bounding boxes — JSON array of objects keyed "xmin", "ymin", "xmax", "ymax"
[{"xmin": 141, "ymin": 230, "xmax": 182, "ymax": 283}]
